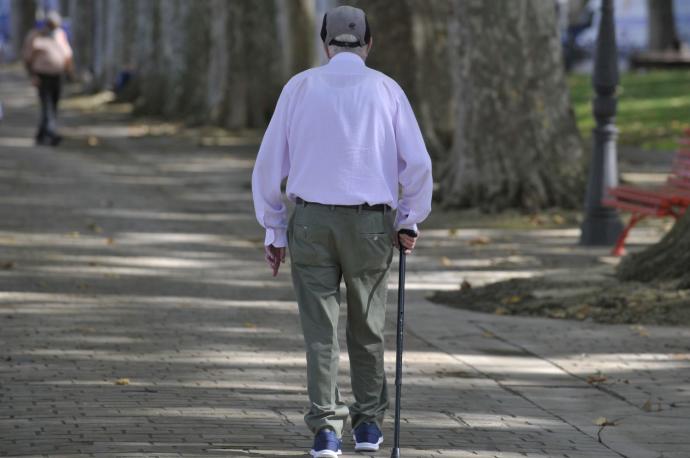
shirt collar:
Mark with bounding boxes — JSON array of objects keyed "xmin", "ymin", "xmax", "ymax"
[{"xmin": 327, "ymin": 52, "xmax": 366, "ymax": 67}]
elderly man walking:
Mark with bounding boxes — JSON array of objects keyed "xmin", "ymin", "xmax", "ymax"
[{"xmin": 251, "ymin": 6, "xmax": 432, "ymax": 457}]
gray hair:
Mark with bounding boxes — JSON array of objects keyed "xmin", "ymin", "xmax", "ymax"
[{"xmin": 327, "ymin": 33, "xmax": 368, "ymax": 59}]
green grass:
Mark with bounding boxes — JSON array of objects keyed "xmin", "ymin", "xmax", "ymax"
[{"xmin": 568, "ymin": 71, "xmax": 690, "ymax": 151}]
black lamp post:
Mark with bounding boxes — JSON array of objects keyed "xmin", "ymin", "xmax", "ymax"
[{"xmin": 580, "ymin": 0, "xmax": 624, "ymax": 246}]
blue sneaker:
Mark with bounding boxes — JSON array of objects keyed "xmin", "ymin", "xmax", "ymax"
[
  {"xmin": 310, "ymin": 428, "xmax": 342, "ymax": 457},
  {"xmin": 352, "ymin": 422, "xmax": 383, "ymax": 452}
]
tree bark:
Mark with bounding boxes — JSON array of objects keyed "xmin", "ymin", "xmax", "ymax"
[
  {"xmin": 132, "ymin": 0, "xmax": 161, "ymax": 112},
  {"xmin": 65, "ymin": 0, "xmax": 94, "ymax": 79},
  {"xmin": 125, "ymin": 0, "xmax": 301, "ymax": 129},
  {"xmin": 618, "ymin": 212, "xmax": 690, "ymax": 287},
  {"xmin": 439, "ymin": 0, "xmax": 584, "ymax": 211},
  {"xmin": 647, "ymin": 0, "xmax": 679, "ymax": 51},
  {"xmin": 9, "ymin": 0, "xmax": 35, "ymax": 60},
  {"xmin": 348, "ymin": 0, "xmax": 454, "ymax": 163}
]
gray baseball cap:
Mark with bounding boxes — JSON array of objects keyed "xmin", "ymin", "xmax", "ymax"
[{"xmin": 320, "ymin": 6, "xmax": 371, "ymax": 48}]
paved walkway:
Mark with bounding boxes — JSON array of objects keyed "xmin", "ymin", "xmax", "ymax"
[{"xmin": 0, "ymin": 66, "xmax": 689, "ymax": 458}]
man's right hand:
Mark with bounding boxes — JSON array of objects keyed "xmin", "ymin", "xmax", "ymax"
[{"xmin": 264, "ymin": 244, "xmax": 286, "ymax": 276}]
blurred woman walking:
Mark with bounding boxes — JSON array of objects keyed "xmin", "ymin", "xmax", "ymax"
[{"xmin": 22, "ymin": 11, "xmax": 73, "ymax": 146}]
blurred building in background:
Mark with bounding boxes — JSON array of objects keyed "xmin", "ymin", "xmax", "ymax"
[{"xmin": 558, "ymin": 0, "xmax": 690, "ymax": 71}]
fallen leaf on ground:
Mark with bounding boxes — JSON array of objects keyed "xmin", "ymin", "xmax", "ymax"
[
  {"xmin": 642, "ymin": 399, "xmax": 652, "ymax": 411},
  {"xmin": 106, "ymin": 237, "xmax": 115, "ymax": 245},
  {"xmin": 587, "ymin": 374, "xmax": 608, "ymax": 384},
  {"xmin": 552, "ymin": 214, "xmax": 566, "ymax": 225},
  {"xmin": 448, "ymin": 228, "xmax": 458, "ymax": 236},
  {"xmin": 115, "ymin": 378, "xmax": 130, "ymax": 385},
  {"xmin": 548, "ymin": 308, "xmax": 567, "ymax": 318},
  {"xmin": 88, "ymin": 136, "xmax": 100, "ymax": 146},
  {"xmin": 529, "ymin": 214, "xmax": 546, "ymax": 226},
  {"xmin": 460, "ymin": 280, "xmax": 472, "ymax": 291},
  {"xmin": 435, "ymin": 370, "xmax": 474, "ymax": 378},
  {"xmin": 87, "ymin": 223, "xmax": 103, "ymax": 233},
  {"xmin": 468, "ymin": 236, "xmax": 491, "ymax": 246},
  {"xmin": 68, "ymin": 231, "xmax": 80, "ymax": 238},
  {"xmin": 494, "ymin": 306, "xmax": 510, "ymax": 316},
  {"xmin": 1, "ymin": 261, "xmax": 15, "ymax": 270},
  {"xmin": 502, "ymin": 295, "xmax": 522, "ymax": 305},
  {"xmin": 481, "ymin": 330, "xmax": 496, "ymax": 338},
  {"xmin": 440, "ymin": 256, "xmax": 452, "ymax": 267},
  {"xmin": 630, "ymin": 325, "xmax": 650, "ymax": 337},
  {"xmin": 574, "ymin": 304, "xmax": 591, "ymax": 320},
  {"xmin": 594, "ymin": 416, "xmax": 615, "ymax": 426},
  {"xmin": 243, "ymin": 322, "xmax": 257, "ymax": 329}
]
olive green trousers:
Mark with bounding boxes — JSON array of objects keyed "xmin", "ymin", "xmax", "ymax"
[{"xmin": 287, "ymin": 201, "xmax": 395, "ymax": 438}]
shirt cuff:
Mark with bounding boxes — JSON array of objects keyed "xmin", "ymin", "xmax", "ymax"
[
  {"xmin": 264, "ymin": 228, "xmax": 287, "ymax": 247},
  {"xmin": 395, "ymin": 222, "xmax": 418, "ymax": 233}
]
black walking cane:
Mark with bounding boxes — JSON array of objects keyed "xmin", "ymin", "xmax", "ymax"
[{"xmin": 391, "ymin": 228, "xmax": 417, "ymax": 458}]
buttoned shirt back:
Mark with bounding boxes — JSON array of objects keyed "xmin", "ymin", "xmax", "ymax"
[{"xmin": 252, "ymin": 52, "xmax": 433, "ymax": 247}]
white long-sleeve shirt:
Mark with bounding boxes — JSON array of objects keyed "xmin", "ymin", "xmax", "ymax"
[{"xmin": 251, "ymin": 52, "xmax": 433, "ymax": 247}]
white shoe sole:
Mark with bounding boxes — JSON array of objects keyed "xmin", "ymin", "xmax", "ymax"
[
  {"xmin": 353, "ymin": 435, "xmax": 383, "ymax": 452},
  {"xmin": 310, "ymin": 449, "xmax": 342, "ymax": 457}
]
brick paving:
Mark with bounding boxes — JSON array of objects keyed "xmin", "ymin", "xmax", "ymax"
[{"xmin": 0, "ymin": 67, "xmax": 689, "ymax": 458}]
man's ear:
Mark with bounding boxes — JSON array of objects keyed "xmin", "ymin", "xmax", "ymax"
[
  {"xmin": 366, "ymin": 36, "xmax": 373, "ymax": 54},
  {"xmin": 323, "ymin": 43, "xmax": 331, "ymax": 59}
]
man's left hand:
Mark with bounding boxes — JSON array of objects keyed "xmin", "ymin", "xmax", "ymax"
[{"xmin": 264, "ymin": 244, "xmax": 286, "ymax": 276}]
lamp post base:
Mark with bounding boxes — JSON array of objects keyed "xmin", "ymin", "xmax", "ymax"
[{"xmin": 580, "ymin": 210, "xmax": 624, "ymax": 246}]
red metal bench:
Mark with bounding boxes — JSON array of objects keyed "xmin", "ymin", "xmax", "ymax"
[{"xmin": 603, "ymin": 131, "xmax": 690, "ymax": 256}]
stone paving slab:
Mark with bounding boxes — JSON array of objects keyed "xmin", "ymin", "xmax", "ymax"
[{"xmin": 1, "ymin": 66, "xmax": 688, "ymax": 458}]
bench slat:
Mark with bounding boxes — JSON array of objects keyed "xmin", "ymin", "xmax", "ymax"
[
  {"xmin": 607, "ymin": 187, "xmax": 671, "ymax": 206},
  {"xmin": 602, "ymin": 198, "xmax": 671, "ymax": 216},
  {"xmin": 669, "ymin": 176, "xmax": 690, "ymax": 190},
  {"xmin": 673, "ymin": 158, "xmax": 690, "ymax": 169}
]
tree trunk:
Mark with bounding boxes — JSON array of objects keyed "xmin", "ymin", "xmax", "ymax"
[
  {"xmin": 647, "ymin": 0, "xmax": 679, "ymax": 51},
  {"xmin": 175, "ymin": 0, "xmax": 212, "ymax": 122},
  {"xmin": 9, "ymin": 0, "xmax": 35, "ymax": 60},
  {"xmin": 439, "ymin": 0, "xmax": 584, "ymax": 211},
  {"xmin": 125, "ymin": 0, "xmax": 298, "ymax": 129},
  {"xmin": 205, "ymin": 0, "xmax": 229, "ymax": 123},
  {"xmin": 348, "ymin": 0, "xmax": 454, "ymax": 162},
  {"xmin": 618, "ymin": 212, "xmax": 690, "ymax": 287},
  {"xmin": 65, "ymin": 0, "xmax": 94, "ymax": 79},
  {"xmin": 242, "ymin": 0, "xmax": 283, "ymax": 128},
  {"xmin": 132, "ymin": 0, "xmax": 161, "ymax": 113}
]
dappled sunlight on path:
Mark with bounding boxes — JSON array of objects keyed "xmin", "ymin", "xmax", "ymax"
[{"xmin": 1, "ymin": 66, "xmax": 688, "ymax": 457}]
